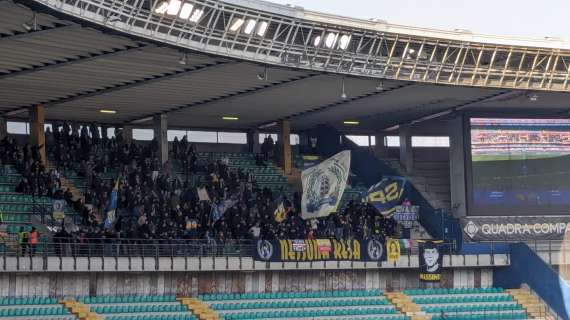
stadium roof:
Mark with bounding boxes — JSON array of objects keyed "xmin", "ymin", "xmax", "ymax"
[{"xmin": 1, "ymin": 0, "xmax": 570, "ymax": 133}]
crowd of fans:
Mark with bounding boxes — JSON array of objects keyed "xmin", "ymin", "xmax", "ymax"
[{"xmin": 0, "ymin": 123, "xmax": 399, "ymax": 247}]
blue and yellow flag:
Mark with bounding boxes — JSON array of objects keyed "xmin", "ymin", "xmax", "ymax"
[
  {"xmin": 104, "ymin": 178, "xmax": 120, "ymax": 229},
  {"xmin": 366, "ymin": 176, "xmax": 408, "ymax": 216}
]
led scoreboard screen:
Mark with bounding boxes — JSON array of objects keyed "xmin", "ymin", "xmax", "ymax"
[{"xmin": 468, "ymin": 118, "xmax": 570, "ymax": 216}]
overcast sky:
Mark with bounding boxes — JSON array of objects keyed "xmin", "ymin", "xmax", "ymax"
[{"xmin": 268, "ymin": 0, "xmax": 570, "ymax": 41}]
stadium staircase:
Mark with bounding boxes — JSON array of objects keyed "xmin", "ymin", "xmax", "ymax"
[
  {"xmin": 61, "ymin": 299, "xmax": 100, "ymax": 320},
  {"xmin": 384, "ymin": 159, "xmax": 451, "ymax": 212},
  {"xmin": 179, "ymin": 297, "xmax": 218, "ymax": 320},
  {"xmin": 507, "ymin": 289, "xmax": 556, "ymax": 320},
  {"xmin": 46, "ymin": 161, "xmax": 84, "ymax": 203},
  {"xmin": 384, "ymin": 292, "xmax": 427, "ymax": 320}
]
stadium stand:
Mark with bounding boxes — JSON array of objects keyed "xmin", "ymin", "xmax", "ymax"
[
  {"xmin": 0, "ymin": 297, "xmax": 74, "ymax": 319},
  {"xmin": 0, "ymin": 288, "xmax": 540, "ymax": 320},
  {"xmin": 406, "ymin": 287, "xmax": 529, "ymax": 320}
]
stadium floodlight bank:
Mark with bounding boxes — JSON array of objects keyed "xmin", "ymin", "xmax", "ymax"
[{"xmin": 28, "ymin": 0, "xmax": 570, "ymax": 92}]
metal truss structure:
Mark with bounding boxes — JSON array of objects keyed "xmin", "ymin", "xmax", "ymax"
[{"xmin": 27, "ymin": 0, "xmax": 570, "ymax": 92}]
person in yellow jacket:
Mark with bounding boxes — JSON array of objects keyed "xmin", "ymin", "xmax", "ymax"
[{"xmin": 18, "ymin": 227, "xmax": 29, "ymax": 255}]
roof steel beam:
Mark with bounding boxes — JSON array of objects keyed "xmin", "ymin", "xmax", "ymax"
[{"xmin": 0, "ymin": 43, "xmax": 154, "ymax": 80}]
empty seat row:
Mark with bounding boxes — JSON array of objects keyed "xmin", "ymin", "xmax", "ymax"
[
  {"xmin": 0, "ymin": 297, "xmax": 58, "ymax": 305},
  {"xmin": 219, "ymin": 307, "xmax": 398, "ymax": 319},
  {"xmin": 211, "ymin": 298, "xmax": 389, "ymax": 310},
  {"xmin": 79, "ymin": 295, "xmax": 177, "ymax": 304},
  {"xmin": 414, "ymin": 294, "xmax": 513, "ymax": 304},
  {"xmin": 431, "ymin": 314, "xmax": 527, "ymax": 320},
  {"xmin": 91, "ymin": 304, "xmax": 186, "ymax": 314},
  {"xmin": 0, "ymin": 306, "xmax": 69, "ymax": 317},
  {"xmin": 423, "ymin": 303, "xmax": 523, "ymax": 313},
  {"xmin": 105, "ymin": 315, "xmax": 196, "ymax": 320},
  {"xmin": 200, "ymin": 289, "xmax": 382, "ymax": 301},
  {"xmin": 404, "ymin": 287, "xmax": 503, "ymax": 296}
]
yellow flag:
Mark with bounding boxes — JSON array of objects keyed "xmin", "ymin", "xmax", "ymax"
[
  {"xmin": 386, "ymin": 239, "xmax": 401, "ymax": 263},
  {"xmin": 274, "ymin": 203, "xmax": 286, "ymax": 223}
]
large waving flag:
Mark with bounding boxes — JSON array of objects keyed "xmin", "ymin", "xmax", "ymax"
[
  {"xmin": 366, "ymin": 176, "xmax": 408, "ymax": 216},
  {"xmin": 301, "ymin": 150, "xmax": 351, "ymax": 220},
  {"xmin": 104, "ymin": 178, "xmax": 120, "ymax": 229}
]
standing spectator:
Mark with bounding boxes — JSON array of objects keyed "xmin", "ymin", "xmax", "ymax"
[
  {"xmin": 29, "ymin": 227, "xmax": 39, "ymax": 256},
  {"xmin": 18, "ymin": 227, "xmax": 29, "ymax": 255}
]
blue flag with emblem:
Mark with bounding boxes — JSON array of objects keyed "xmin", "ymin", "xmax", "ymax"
[
  {"xmin": 104, "ymin": 178, "xmax": 120, "ymax": 229},
  {"xmin": 366, "ymin": 176, "xmax": 408, "ymax": 216}
]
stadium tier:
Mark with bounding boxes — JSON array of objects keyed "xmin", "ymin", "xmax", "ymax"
[{"xmin": 0, "ymin": 288, "xmax": 541, "ymax": 320}]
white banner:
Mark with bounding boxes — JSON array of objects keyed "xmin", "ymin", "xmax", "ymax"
[{"xmin": 301, "ymin": 150, "xmax": 351, "ymax": 220}]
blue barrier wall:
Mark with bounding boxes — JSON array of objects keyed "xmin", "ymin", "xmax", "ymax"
[
  {"xmin": 494, "ymin": 243, "xmax": 570, "ymax": 320},
  {"xmin": 460, "ymin": 243, "xmax": 510, "ymax": 255}
]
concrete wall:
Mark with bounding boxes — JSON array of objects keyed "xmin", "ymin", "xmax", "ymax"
[{"xmin": 0, "ymin": 268, "xmax": 494, "ymax": 297}]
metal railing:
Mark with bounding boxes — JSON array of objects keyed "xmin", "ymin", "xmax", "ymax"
[{"xmin": 2, "ymin": 238, "xmax": 254, "ymax": 258}]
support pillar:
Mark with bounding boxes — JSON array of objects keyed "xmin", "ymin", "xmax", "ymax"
[
  {"xmin": 449, "ymin": 117, "xmax": 467, "ymax": 217},
  {"xmin": 153, "ymin": 114, "xmax": 168, "ymax": 165},
  {"xmin": 374, "ymin": 133, "xmax": 390, "ymax": 159},
  {"xmin": 0, "ymin": 117, "xmax": 7, "ymax": 141},
  {"xmin": 399, "ymin": 125, "xmax": 413, "ymax": 174},
  {"xmin": 122, "ymin": 125, "xmax": 133, "ymax": 145},
  {"xmin": 280, "ymin": 120, "xmax": 292, "ymax": 175},
  {"xmin": 29, "ymin": 105, "xmax": 46, "ymax": 164}
]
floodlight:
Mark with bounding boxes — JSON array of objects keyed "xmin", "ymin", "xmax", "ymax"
[
  {"xmin": 325, "ymin": 33, "xmax": 337, "ymax": 48},
  {"xmin": 154, "ymin": 1, "xmax": 169, "ymax": 14},
  {"xmin": 338, "ymin": 35, "xmax": 351, "ymax": 50},
  {"xmin": 244, "ymin": 19, "xmax": 257, "ymax": 35},
  {"xmin": 313, "ymin": 36, "xmax": 322, "ymax": 47},
  {"xmin": 166, "ymin": 0, "xmax": 182, "ymax": 15},
  {"xmin": 179, "ymin": 3, "xmax": 194, "ymax": 19},
  {"xmin": 189, "ymin": 8, "xmax": 203, "ymax": 23},
  {"xmin": 229, "ymin": 18, "xmax": 244, "ymax": 32},
  {"xmin": 256, "ymin": 21, "xmax": 269, "ymax": 37}
]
